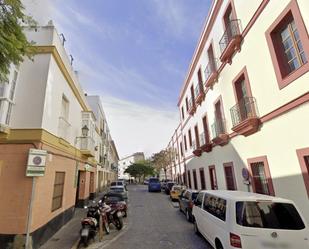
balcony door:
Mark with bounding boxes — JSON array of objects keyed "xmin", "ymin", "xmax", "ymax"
[
  {"xmin": 215, "ymin": 99, "xmax": 224, "ymax": 133},
  {"xmin": 207, "ymin": 44, "xmax": 216, "ymax": 72},
  {"xmin": 194, "ymin": 125, "xmax": 200, "ymax": 148},
  {"xmin": 202, "ymin": 115, "xmax": 210, "ymax": 144},
  {"xmin": 209, "ymin": 166, "xmax": 218, "ymax": 190}
]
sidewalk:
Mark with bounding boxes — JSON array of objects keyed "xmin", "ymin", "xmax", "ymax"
[{"xmin": 39, "ymin": 193, "xmax": 106, "ymax": 249}]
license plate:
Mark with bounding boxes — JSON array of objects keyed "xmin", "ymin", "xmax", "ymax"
[
  {"xmin": 117, "ymin": 212, "xmax": 123, "ymax": 217},
  {"xmin": 261, "ymin": 241, "xmax": 290, "ymax": 248},
  {"xmin": 81, "ymin": 229, "xmax": 89, "ymax": 237}
]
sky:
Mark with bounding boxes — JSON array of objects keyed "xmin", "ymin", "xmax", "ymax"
[{"xmin": 22, "ymin": 0, "xmax": 211, "ymax": 158}]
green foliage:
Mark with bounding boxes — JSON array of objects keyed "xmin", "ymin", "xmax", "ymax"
[
  {"xmin": 0, "ymin": 0, "xmax": 36, "ymax": 82},
  {"xmin": 124, "ymin": 162, "xmax": 155, "ymax": 179},
  {"xmin": 151, "ymin": 148, "xmax": 176, "ymax": 179}
]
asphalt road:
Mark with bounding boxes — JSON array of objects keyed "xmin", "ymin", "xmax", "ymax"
[{"xmin": 91, "ymin": 184, "xmax": 212, "ymax": 249}]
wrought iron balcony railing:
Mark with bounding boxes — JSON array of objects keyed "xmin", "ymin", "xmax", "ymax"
[
  {"xmin": 219, "ymin": 19, "xmax": 241, "ymax": 54},
  {"xmin": 194, "ymin": 84, "xmax": 201, "ymax": 98},
  {"xmin": 211, "ymin": 118, "xmax": 227, "ymax": 139},
  {"xmin": 199, "ymin": 132, "xmax": 206, "ymax": 146},
  {"xmin": 188, "ymin": 97, "xmax": 196, "ymax": 115},
  {"xmin": 230, "ymin": 97, "xmax": 259, "ymax": 127},
  {"xmin": 204, "ymin": 59, "xmax": 218, "ymax": 81}
]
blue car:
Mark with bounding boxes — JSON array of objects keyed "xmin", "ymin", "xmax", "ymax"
[{"xmin": 148, "ymin": 177, "xmax": 161, "ymax": 192}]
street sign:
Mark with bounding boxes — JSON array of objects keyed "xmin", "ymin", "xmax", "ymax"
[{"xmin": 26, "ymin": 149, "xmax": 47, "ymax": 177}]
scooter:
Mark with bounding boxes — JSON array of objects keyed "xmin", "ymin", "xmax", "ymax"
[{"xmin": 80, "ymin": 204, "xmax": 100, "ymax": 247}]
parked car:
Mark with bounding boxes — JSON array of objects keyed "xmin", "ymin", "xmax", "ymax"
[
  {"xmin": 164, "ymin": 181, "xmax": 176, "ymax": 195},
  {"xmin": 108, "ymin": 186, "xmax": 128, "ymax": 200},
  {"xmin": 143, "ymin": 179, "xmax": 149, "ymax": 185},
  {"xmin": 178, "ymin": 189, "xmax": 199, "ymax": 221},
  {"xmin": 170, "ymin": 185, "xmax": 186, "ymax": 201},
  {"xmin": 192, "ymin": 190, "xmax": 309, "ymax": 249},
  {"xmin": 148, "ymin": 177, "xmax": 161, "ymax": 192},
  {"xmin": 111, "ymin": 180, "xmax": 127, "ymax": 190},
  {"xmin": 161, "ymin": 179, "xmax": 172, "ymax": 190}
]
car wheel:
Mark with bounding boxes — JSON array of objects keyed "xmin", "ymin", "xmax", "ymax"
[
  {"xmin": 194, "ymin": 220, "xmax": 200, "ymax": 235},
  {"xmin": 186, "ymin": 209, "xmax": 191, "ymax": 222},
  {"xmin": 215, "ymin": 240, "xmax": 224, "ymax": 249}
]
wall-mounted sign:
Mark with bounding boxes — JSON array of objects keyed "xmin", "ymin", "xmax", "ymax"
[{"xmin": 26, "ymin": 149, "xmax": 47, "ymax": 177}]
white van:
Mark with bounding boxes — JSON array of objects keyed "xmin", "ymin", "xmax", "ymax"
[{"xmin": 192, "ymin": 190, "xmax": 309, "ymax": 249}]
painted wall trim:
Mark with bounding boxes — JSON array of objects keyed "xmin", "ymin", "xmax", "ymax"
[{"xmin": 35, "ymin": 46, "xmax": 90, "ymax": 112}]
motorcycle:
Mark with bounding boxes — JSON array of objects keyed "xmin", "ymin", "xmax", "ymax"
[
  {"xmin": 79, "ymin": 201, "xmax": 110, "ymax": 247},
  {"xmin": 102, "ymin": 195, "xmax": 124, "ymax": 230},
  {"xmin": 80, "ymin": 203, "xmax": 100, "ymax": 247}
]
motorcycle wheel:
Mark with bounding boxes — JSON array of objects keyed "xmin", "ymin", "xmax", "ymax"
[
  {"xmin": 103, "ymin": 221, "xmax": 110, "ymax": 234},
  {"xmin": 114, "ymin": 217, "xmax": 123, "ymax": 230},
  {"xmin": 81, "ymin": 236, "xmax": 88, "ymax": 247}
]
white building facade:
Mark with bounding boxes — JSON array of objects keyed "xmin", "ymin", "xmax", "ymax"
[
  {"xmin": 167, "ymin": 0, "xmax": 309, "ymax": 223},
  {"xmin": 118, "ymin": 152, "xmax": 145, "ymax": 180}
]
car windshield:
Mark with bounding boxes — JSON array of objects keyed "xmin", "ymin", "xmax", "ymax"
[
  {"xmin": 110, "ymin": 187, "xmax": 124, "ymax": 192},
  {"xmin": 236, "ymin": 201, "xmax": 305, "ymax": 230},
  {"xmin": 149, "ymin": 178, "xmax": 159, "ymax": 183},
  {"xmin": 105, "ymin": 196, "xmax": 122, "ymax": 202},
  {"xmin": 192, "ymin": 192, "xmax": 199, "ymax": 200}
]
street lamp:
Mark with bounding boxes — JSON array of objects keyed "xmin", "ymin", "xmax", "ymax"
[{"xmin": 81, "ymin": 125, "xmax": 89, "ymax": 137}]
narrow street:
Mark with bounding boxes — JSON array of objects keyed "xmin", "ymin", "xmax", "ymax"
[{"xmin": 90, "ymin": 184, "xmax": 211, "ymax": 249}]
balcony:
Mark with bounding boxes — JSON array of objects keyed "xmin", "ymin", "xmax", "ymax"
[
  {"xmin": 58, "ymin": 116, "xmax": 71, "ymax": 142},
  {"xmin": 204, "ymin": 59, "xmax": 218, "ymax": 89},
  {"xmin": 0, "ymin": 99, "xmax": 10, "ymax": 135},
  {"xmin": 188, "ymin": 97, "xmax": 196, "ymax": 115},
  {"xmin": 230, "ymin": 97, "xmax": 260, "ymax": 136},
  {"xmin": 192, "ymin": 140, "xmax": 202, "ymax": 157},
  {"xmin": 219, "ymin": 19, "xmax": 242, "ymax": 64},
  {"xmin": 194, "ymin": 83, "xmax": 205, "ymax": 105},
  {"xmin": 211, "ymin": 118, "xmax": 229, "ymax": 146},
  {"xmin": 80, "ymin": 136, "xmax": 95, "ymax": 157},
  {"xmin": 199, "ymin": 132, "xmax": 212, "ymax": 152}
]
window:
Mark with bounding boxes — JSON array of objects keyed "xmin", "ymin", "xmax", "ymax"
[
  {"xmin": 209, "ymin": 165, "xmax": 217, "ymax": 190},
  {"xmin": 193, "ymin": 169, "xmax": 198, "ymax": 189},
  {"xmin": 0, "ymin": 81, "xmax": 5, "ymax": 97},
  {"xmin": 180, "ymin": 142, "xmax": 183, "ymax": 156},
  {"xmin": 203, "ymin": 194, "xmax": 226, "ymax": 221},
  {"xmin": 236, "ymin": 201, "xmax": 305, "ymax": 230},
  {"xmin": 185, "ymin": 97, "xmax": 189, "ymax": 111},
  {"xmin": 197, "ymin": 68, "xmax": 203, "ymax": 85},
  {"xmin": 9, "ymin": 71, "xmax": 18, "ymax": 101},
  {"xmin": 52, "ymin": 172, "xmax": 65, "ymax": 211},
  {"xmin": 61, "ymin": 95, "xmax": 69, "ymax": 120},
  {"xmin": 5, "ymin": 103, "xmax": 12, "ymax": 125},
  {"xmin": 266, "ymin": 0, "xmax": 309, "ymax": 89},
  {"xmin": 188, "ymin": 129, "xmax": 192, "ymax": 148},
  {"xmin": 181, "ymin": 106, "xmax": 184, "ymax": 120},
  {"xmin": 296, "ymin": 147, "xmax": 309, "ymax": 198},
  {"xmin": 224, "ymin": 163, "xmax": 237, "ymax": 190},
  {"xmin": 195, "ymin": 192, "xmax": 203, "ymax": 208},
  {"xmin": 190, "ymin": 85, "xmax": 195, "ymax": 102},
  {"xmin": 248, "ymin": 156, "xmax": 275, "ymax": 196},
  {"xmin": 184, "ymin": 135, "xmax": 187, "ymax": 151},
  {"xmin": 187, "ymin": 170, "xmax": 192, "ymax": 189},
  {"xmin": 199, "ymin": 168, "xmax": 206, "ymax": 190}
]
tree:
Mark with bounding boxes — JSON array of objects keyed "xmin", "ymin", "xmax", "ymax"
[
  {"xmin": 124, "ymin": 162, "xmax": 155, "ymax": 183},
  {"xmin": 0, "ymin": 0, "xmax": 36, "ymax": 82},
  {"xmin": 152, "ymin": 148, "xmax": 175, "ymax": 180}
]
